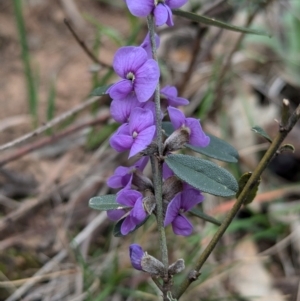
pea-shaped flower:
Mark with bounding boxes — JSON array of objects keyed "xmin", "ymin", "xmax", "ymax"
[
  {"xmin": 125, "ymin": 0, "xmax": 188, "ymax": 27},
  {"xmin": 109, "ymin": 107, "xmax": 156, "ymax": 158},
  {"xmin": 107, "ymin": 46, "xmax": 159, "ymax": 103},
  {"xmin": 167, "ymin": 106, "xmax": 210, "ymax": 148},
  {"xmin": 107, "ymin": 190, "xmax": 147, "ymax": 235},
  {"xmin": 164, "ymin": 186, "xmax": 204, "ymax": 236}
]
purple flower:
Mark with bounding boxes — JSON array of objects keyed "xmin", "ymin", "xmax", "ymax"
[
  {"xmin": 129, "ymin": 244, "xmax": 144, "ymax": 270},
  {"xmin": 110, "ymin": 107, "xmax": 156, "ymax": 158},
  {"xmin": 161, "ymin": 86, "xmax": 189, "ymax": 107},
  {"xmin": 163, "ymin": 162, "xmax": 174, "ymax": 179},
  {"xmin": 167, "ymin": 106, "xmax": 210, "ymax": 148},
  {"xmin": 115, "ymin": 190, "xmax": 147, "ymax": 235},
  {"xmin": 164, "ymin": 186, "xmax": 204, "ymax": 236},
  {"xmin": 126, "ymin": 0, "xmax": 188, "ymax": 27},
  {"xmin": 110, "ymin": 94, "xmax": 142, "ymax": 123},
  {"xmin": 107, "ymin": 46, "xmax": 159, "ymax": 103},
  {"xmin": 140, "ymin": 32, "xmax": 160, "ymax": 58},
  {"xmin": 107, "ymin": 157, "xmax": 149, "ymax": 189}
]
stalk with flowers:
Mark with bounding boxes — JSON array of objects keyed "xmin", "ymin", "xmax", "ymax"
[{"xmin": 89, "ymin": 1, "xmax": 300, "ymax": 300}]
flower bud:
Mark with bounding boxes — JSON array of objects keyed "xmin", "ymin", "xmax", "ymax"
[
  {"xmin": 162, "ymin": 176, "xmax": 182, "ymax": 202},
  {"xmin": 140, "ymin": 142, "xmax": 159, "ymax": 156},
  {"xmin": 129, "ymin": 244, "xmax": 144, "ymax": 270},
  {"xmin": 132, "ymin": 170, "xmax": 153, "ymax": 191},
  {"xmin": 141, "ymin": 252, "xmax": 165, "ymax": 277},
  {"xmin": 143, "ymin": 193, "xmax": 156, "ymax": 215},
  {"xmin": 163, "ymin": 127, "xmax": 190, "ymax": 155},
  {"xmin": 168, "ymin": 259, "xmax": 185, "ymax": 275},
  {"xmin": 129, "ymin": 244, "xmax": 165, "ymax": 277}
]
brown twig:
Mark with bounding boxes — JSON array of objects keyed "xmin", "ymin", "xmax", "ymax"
[
  {"xmin": 64, "ymin": 18, "xmax": 111, "ymax": 68},
  {"xmin": 177, "ymin": 26, "xmax": 208, "ymax": 95},
  {"xmin": 213, "ymin": 0, "xmax": 273, "ymax": 109},
  {"xmin": 0, "ymin": 112, "xmax": 110, "ymax": 167},
  {"xmin": 0, "ymin": 96, "xmax": 107, "ymax": 152},
  {"xmin": 175, "ymin": 102, "xmax": 300, "ymax": 299}
]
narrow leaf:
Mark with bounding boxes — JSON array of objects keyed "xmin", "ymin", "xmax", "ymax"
[
  {"xmin": 89, "ymin": 194, "xmax": 129, "ymax": 211},
  {"xmin": 172, "ymin": 9, "xmax": 269, "ymax": 36},
  {"xmin": 166, "ymin": 154, "xmax": 238, "ymax": 197},
  {"xmin": 162, "ymin": 122, "xmax": 239, "ymax": 163},
  {"xmin": 189, "ymin": 208, "xmax": 221, "ymax": 226},
  {"xmin": 236, "ymin": 172, "xmax": 261, "ymax": 205},
  {"xmin": 90, "ymin": 84, "xmax": 112, "ymax": 96},
  {"xmin": 252, "ymin": 126, "xmax": 272, "ymax": 143}
]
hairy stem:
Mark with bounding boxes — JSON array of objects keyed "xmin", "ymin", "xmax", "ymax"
[
  {"xmin": 175, "ymin": 102, "xmax": 300, "ymax": 299},
  {"xmin": 147, "ymin": 15, "xmax": 169, "ymax": 282}
]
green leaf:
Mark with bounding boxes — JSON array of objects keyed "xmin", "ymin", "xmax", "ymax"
[
  {"xmin": 90, "ymin": 84, "xmax": 112, "ymax": 96},
  {"xmin": 189, "ymin": 208, "xmax": 221, "ymax": 226},
  {"xmin": 236, "ymin": 172, "xmax": 261, "ymax": 205},
  {"xmin": 172, "ymin": 9, "xmax": 269, "ymax": 36},
  {"xmin": 162, "ymin": 122, "xmax": 239, "ymax": 163},
  {"xmin": 252, "ymin": 126, "xmax": 272, "ymax": 143},
  {"xmin": 187, "ymin": 135, "xmax": 239, "ymax": 163},
  {"xmin": 113, "ymin": 216, "xmax": 150, "ymax": 237},
  {"xmin": 165, "ymin": 154, "xmax": 238, "ymax": 197},
  {"xmin": 89, "ymin": 195, "xmax": 129, "ymax": 211}
]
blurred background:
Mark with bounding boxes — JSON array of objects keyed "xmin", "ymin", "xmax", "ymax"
[{"xmin": 0, "ymin": 0, "xmax": 300, "ymax": 300}]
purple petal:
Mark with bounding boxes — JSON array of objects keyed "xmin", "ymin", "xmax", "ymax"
[
  {"xmin": 110, "ymin": 135, "xmax": 133, "ymax": 153},
  {"xmin": 163, "ymin": 163, "xmax": 174, "ymax": 179},
  {"xmin": 113, "ymin": 46, "xmax": 147, "ymax": 78},
  {"xmin": 164, "ymin": 5, "xmax": 174, "ymax": 27},
  {"xmin": 129, "ymin": 108, "xmax": 154, "ymax": 133},
  {"xmin": 134, "ymin": 157, "xmax": 149, "ymax": 171},
  {"xmin": 107, "ymin": 209, "xmax": 126, "ymax": 221},
  {"xmin": 134, "ymin": 59, "xmax": 159, "ymax": 102},
  {"xmin": 131, "ymin": 197, "xmax": 147, "ymax": 223},
  {"xmin": 185, "ymin": 118, "xmax": 210, "ymax": 147},
  {"xmin": 108, "ymin": 79, "xmax": 133, "ymax": 100},
  {"xmin": 166, "ymin": 0, "xmax": 188, "ymax": 9},
  {"xmin": 142, "ymin": 99, "xmax": 162, "ymax": 120},
  {"xmin": 161, "ymin": 85, "xmax": 177, "ymax": 98},
  {"xmin": 129, "ymin": 244, "xmax": 144, "ymax": 270},
  {"xmin": 154, "ymin": 4, "xmax": 169, "ymax": 26},
  {"xmin": 117, "ymin": 189, "xmax": 142, "ymax": 207},
  {"xmin": 167, "ymin": 106, "xmax": 185, "ymax": 129},
  {"xmin": 126, "ymin": 0, "xmax": 154, "ymax": 17},
  {"xmin": 110, "ymin": 124, "xmax": 133, "ymax": 152},
  {"xmin": 110, "ymin": 95, "xmax": 141, "ymax": 123},
  {"xmin": 107, "ymin": 166, "xmax": 132, "ymax": 189},
  {"xmin": 121, "ymin": 215, "xmax": 136, "ymax": 235},
  {"xmin": 161, "ymin": 86, "xmax": 189, "ymax": 107},
  {"xmin": 129, "ymin": 125, "xmax": 156, "ymax": 158},
  {"xmin": 140, "ymin": 32, "xmax": 160, "ymax": 59},
  {"xmin": 172, "ymin": 214, "xmax": 193, "ymax": 236},
  {"xmin": 164, "ymin": 193, "xmax": 182, "ymax": 226},
  {"xmin": 181, "ymin": 188, "xmax": 204, "ymax": 211}
]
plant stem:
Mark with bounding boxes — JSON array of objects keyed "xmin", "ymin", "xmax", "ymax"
[
  {"xmin": 13, "ymin": 0, "xmax": 38, "ymax": 126},
  {"xmin": 175, "ymin": 102, "xmax": 300, "ymax": 299},
  {"xmin": 147, "ymin": 14, "xmax": 169, "ymax": 288}
]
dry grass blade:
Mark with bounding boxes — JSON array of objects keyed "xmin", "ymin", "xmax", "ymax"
[
  {"xmin": 0, "ymin": 96, "xmax": 102, "ymax": 152},
  {"xmin": 5, "ymin": 211, "xmax": 107, "ymax": 301}
]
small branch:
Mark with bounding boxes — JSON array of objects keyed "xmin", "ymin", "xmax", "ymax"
[
  {"xmin": 177, "ymin": 26, "xmax": 208, "ymax": 95},
  {"xmin": 0, "ymin": 96, "xmax": 106, "ymax": 152},
  {"xmin": 175, "ymin": 101, "xmax": 300, "ymax": 299},
  {"xmin": 64, "ymin": 18, "xmax": 111, "ymax": 68},
  {"xmin": 0, "ymin": 112, "xmax": 110, "ymax": 167},
  {"xmin": 213, "ymin": 0, "xmax": 273, "ymax": 110}
]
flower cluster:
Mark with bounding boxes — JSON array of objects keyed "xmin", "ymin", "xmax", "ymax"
[{"xmin": 104, "ymin": 0, "xmax": 210, "ymax": 272}]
